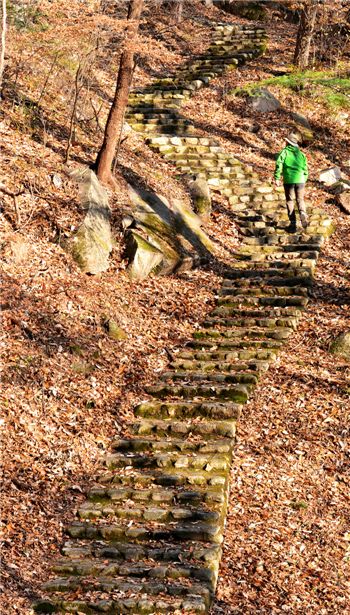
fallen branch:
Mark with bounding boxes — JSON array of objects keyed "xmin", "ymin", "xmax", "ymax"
[{"xmin": 0, "ymin": 184, "xmax": 25, "ymax": 227}]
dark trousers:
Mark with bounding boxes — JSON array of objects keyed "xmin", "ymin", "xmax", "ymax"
[{"xmin": 284, "ymin": 183, "xmax": 308, "ymax": 229}]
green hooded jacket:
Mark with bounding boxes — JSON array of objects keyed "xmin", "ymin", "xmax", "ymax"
[{"xmin": 274, "ymin": 144, "xmax": 308, "ymax": 184}]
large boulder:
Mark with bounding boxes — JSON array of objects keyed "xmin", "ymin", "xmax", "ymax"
[
  {"xmin": 124, "ymin": 231, "xmax": 163, "ymax": 281},
  {"xmin": 250, "ymin": 88, "xmax": 281, "ymax": 113},
  {"xmin": 319, "ymin": 166, "xmax": 342, "ymax": 186},
  {"xmin": 329, "ymin": 332, "xmax": 350, "ymax": 360},
  {"xmin": 125, "ymin": 183, "xmax": 216, "ymax": 279},
  {"xmin": 336, "ymin": 192, "xmax": 350, "ymax": 215},
  {"xmin": 68, "ymin": 168, "xmax": 112, "ymax": 274}
]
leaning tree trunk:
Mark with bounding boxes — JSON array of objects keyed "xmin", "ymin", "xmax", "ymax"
[
  {"xmin": 0, "ymin": 0, "xmax": 6, "ymax": 94},
  {"xmin": 294, "ymin": 0, "xmax": 319, "ymax": 69},
  {"xmin": 95, "ymin": 0, "xmax": 144, "ymax": 185}
]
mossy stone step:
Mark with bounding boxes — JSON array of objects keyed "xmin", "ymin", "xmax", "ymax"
[
  {"xmin": 98, "ymin": 468, "xmax": 228, "ymax": 491},
  {"xmin": 194, "ymin": 326, "xmax": 293, "ymax": 341},
  {"xmin": 40, "ymin": 575, "xmax": 212, "ymax": 604},
  {"xmin": 110, "ymin": 438, "xmax": 233, "ymax": 455},
  {"xmin": 189, "ymin": 337, "xmax": 283, "ymax": 350},
  {"xmin": 203, "ymin": 316, "xmax": 299, "ymax": 329},
  {"xmin": 160, "ymin": 370, "xmax": 258, "ymax": 385},
  {"xmin": 212, "ymin": 306, "xmax": 302, "ymax": 318},
  {"xmin": 78, "ymin": 501, "xmax": 221, "ymax": 524},
  {"xmin": 105, "ymin": 450, "xmax": 231, "ymax": 473},
  {"xmin": 224, "ymin": 267, "xmax": 311, "ymax": 280},
  {"xmin": 170, "ymin": 358, "xmax": 270, "ymax": 373},
  {"xmin": 219, "ymin": 285, "xmax": 309, "ymax": 297},
  {"xmin": 52, "ymin": 557, "xmax": 216, "ymax": 585},
  {"xmin": 61, "ymin": 539, "xmax": 221, "ymax": 566},
  {"xmin": 34, "ymin": 594, "xmax": 207, "ymax": 614},
  {"xmin": 176, "ymin": 348, "xmax": 277, "ymax": 361},
  {"xmin": 145, "ymin": 382, "xmax": 250, "ymax": 402},
  {"xmin": 134, "ymin": 400, "xmax": 241, "ymax": 420},
  {"xmin": 67, "ymin": 519, "xmax": 224, "ymax": 545},
  {"xmin": 133, "ymin": 418, "xmax": 237, "ymax": 439},
  {"xmin": 217, "ymin": 294, "xmax": 309, "ymax": 308},
  {"xmin": 87, "ymin": 485, "xmax": 226, "ymax": 507}
]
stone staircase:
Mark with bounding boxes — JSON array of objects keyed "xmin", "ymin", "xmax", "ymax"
[{"xmin": 34, "ymin": 23, "xmax": 333, "ymax": 615}]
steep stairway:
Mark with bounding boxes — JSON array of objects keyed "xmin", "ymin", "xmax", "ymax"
[{"xmin": 34, "ymin": 23, "xmax": 333, "ymax": 615}]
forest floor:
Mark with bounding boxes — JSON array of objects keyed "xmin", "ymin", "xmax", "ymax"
[{"xmin": 1, "ymin": 2, "xmax": 349, "ymax": 614}]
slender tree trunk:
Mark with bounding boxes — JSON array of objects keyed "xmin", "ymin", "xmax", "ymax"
[
  {"xmin": 163, "ymin": 0, "xmax": 184, "ymax": 23},
  {"xmin": 0, "ymin": 0, "xmax": 6, "ymax": 94},
  {"xmin": 95, "ymin": 0, "xmax": 144, "ymax": 185},
  {"xmin": 294, "ymin": 0, "xmax": 319, "ymax": 70}
]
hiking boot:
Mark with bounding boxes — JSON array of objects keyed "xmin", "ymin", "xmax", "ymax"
[
  {"xmin": 286, "ymin": 222, "xmax": 297, "ymax": 233},
  {"xmin": 300, "ymin": 213, "xmax": 309, "ymax": 230}
]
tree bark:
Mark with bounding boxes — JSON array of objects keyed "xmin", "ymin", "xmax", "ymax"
[
  {"xmin": 163, "ymin": 0, "xmax": 184, "ymax": 23},
  {"xmin": 95, "ymin": 0, "xmax": 144, "ymax": 185},
  {"xmin": 0, "ymin": 0, "xmax": 6, "ymax": 94},
  {"xmin": 294, "ymin": 0, "xmax": 319, "ymax": 69}
]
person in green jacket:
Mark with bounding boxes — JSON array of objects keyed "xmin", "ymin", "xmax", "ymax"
[{"xmin": 273, "ymin": 132, "xmax": 309, "ymax": 232}]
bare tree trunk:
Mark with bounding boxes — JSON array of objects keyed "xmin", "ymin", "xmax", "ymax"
[
  {"xmin": 0, "ymin": 0, "xmax": 6, "ymax": 93},
  {"xmin": 163, "ymin": 0, "xmax": 184, "ymax": 23},
  {"xmin": 95, "ymin": 0, "xmax": 144, "ymax": 185},
  {"xmin": 294, "ymin": 0, "xmax": 319, "ymax": 70}
]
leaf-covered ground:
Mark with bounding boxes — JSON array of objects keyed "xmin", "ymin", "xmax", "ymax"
[{"xmin": 1, "ymin": 2, "xmax": 349, "ymax": 613}]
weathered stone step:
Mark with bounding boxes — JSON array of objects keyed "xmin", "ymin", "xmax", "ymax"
[
  {"xmin": 224, "ymin": 259, "xmax": 315, "ymax": 271},
  {"xmin": 132, "ymin": 416, "xmax": 237, "ymax": 439},
  {"xmin": 34, "ymin": 595, "xmax": 207, "ymax": 614},
  {"xmin": 52, "ymin": 557, "xmax": 216, "ymax": 585},
  {"xmin": 242, "ymin": 234, "xmax": 324, "ymax": 247},
  {"xmin": 37, "ymin": 576, "xmax": 211, "ymax": 609},
  {"xmin": 176, "ymin": 348, "xmax": 277, "ymax": 361},
  {"xmin": 217, "ymin": 294, "xmax": 309, "ymax": 308},
  {"xmin": 224, "ymin": 267, "xmax": 311, "ymax": 279},
  {"xmin": 203, "ymin": 316, "xmax": 299, "ymax": 329},
  {"xmin": 67, "ymin": 519, "xmax": 224, "ymax": 544},
  {"xmin": 189, "ymin": 337, "xmax": 283, "ymax": 350},
  {"xmin": 170, "ymin": 358, "xmax": 270, "ymax": 373},
  {"xmin": 212, "ymin": 306, "xmax": 302, "ymax": 318},
  {"xmin": 134, "ymin": 400, "xmax": 241, "ymax": 420},
  {"xmin": 130, "ymin": 123, "xmax": 196, "ymax": 135},
  {"xmin": 193, "ymin": 326, "xmax": 293, "ymax": 341},
  {"xmin": 87, "ymin": 485, "xmax": 226, "ymax": 507},
  {"xmin": 145, "ymin": 382, "xmax": 250, "ymax": 402},
  {"xmin": 61, "ymin": 538, "xmax": 221, "ymax": 566},
  {"xmin": 160, "ymin": 370, "xmax": 258, "ymax": 385},
  {"xmin": 111, "ymin": 438, "xmax": 233, "ymax": 454},
  {"xmin": 99, "ymin": 465, "xmax": 228, "ymax": 489},
  {"xmin": 219, "ymin": 285, "xmax": 309, "ymax": 297},
  {"xmin": 78, "ymin": 500, "xmax": 221, "ymax": 524},
  {"xmin": 146, "ymin": 135, "xmax": 220, "ymax": 147},
  {"xmin": 105, "ymin": 450, "xmax": 231, "ymax": 473}
]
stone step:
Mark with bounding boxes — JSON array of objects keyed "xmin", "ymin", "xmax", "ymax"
[
  {"xmin": 217, "ymin": 294, "xmax": 309, "ymax": 308},
  {"xmin": 98, "ymin": 465, "xmax": 228, "ymax": 489},
  {"xmin": 110, "ymin": 437, "xmax": 233, "ymax": 455},
  {"xmin": 78, "ymin": 500, "xmax": 221, "ymax": 525},
  {"xmin": 67, "ymin": 519, "xmax": 224, "ymax": 545},
  {"xmin": 145, "ymin": 382, "xmax": 250, "ymax": 402},
  {"xmin": 189, "ymin": 337, "xmax": 283, "ymax": 350},
  {"xmin": 36, "ymin": 577, "xmax": 210, "ymax": 611},
  {"xmin": 61, "ymin": 538, "xmax": 221, "ymax": 567},
  {"xmin": 170, "ymin": 358, "xmax": 270, "ymax": 372},
  {"xmin": 219, "ymin": 285, "xmax": 309, "ymax": 297},
  {"xmin": 133, "ymin": 417, "xmax": 237, "ymax": 439},
  {"xmin": 224, "ymin": 260, "xmax": 315, "ymax": 271},
  {"xmin": 176, "ymin": 348, "xmax": 277, "ymax": 361},
  {"xmin": 203, "ymin": 316, "xmax": 299, "ymax": 330},
  {"xmin": 193, "ymin": 327, "xmax": 293, "ymax": 342},
  {"xmin": 105, "ymin": 450, "xmax": 231, "ymax": 473},
  {"xmin": 134, "ymin": 400, "xmax": 242, "ymax": 420},
  {"xmin": 212, "ymin": 306, "xmax": 302, "ymax": 318},
  {"xmin": 87, "ymin": 484, "xmax": 227, "ymax": 507},
  {"xmin": 160, "ymin": 370, "xmax": 258, "ymax": 385},
  {"xmin": 34, "ymin": 595, "xmax": 207, "ymax": 614},
  {"xmin": 52, "ymin": 557, "xmax": 216, "ymax": 585},
  {"xmin": 224, "ymin": 261, "xmax": 311, "ymax": 280},
  {"xmin": 130, "ymin": 123, "xmax": 196, "ymax": 135}
]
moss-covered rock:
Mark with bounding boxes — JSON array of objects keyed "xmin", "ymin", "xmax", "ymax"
[
  {"xmin": 329, "ymin": 331, "xmax": 350, "ymax": 360},
  {"xmin": 125, "ymin": 230, "xmax": 164, "ymax": 281}
]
